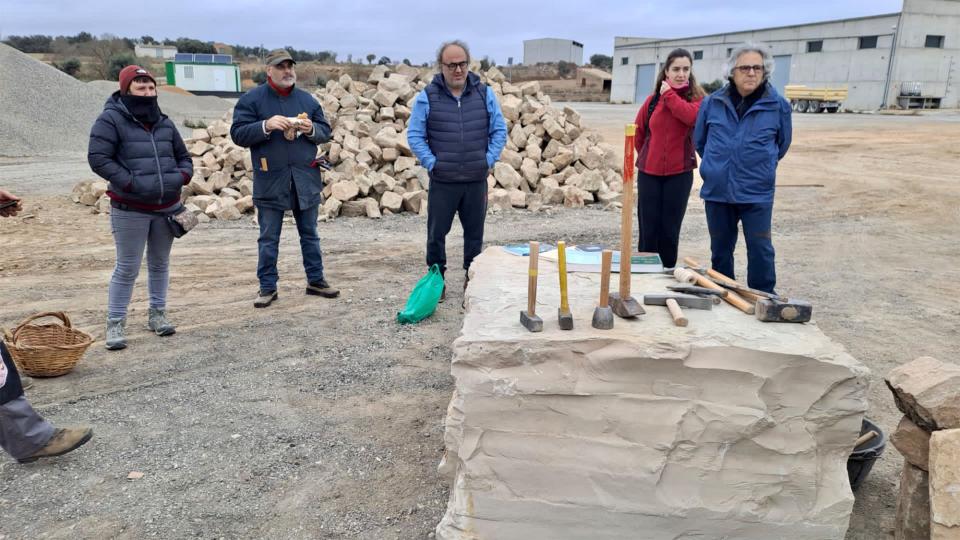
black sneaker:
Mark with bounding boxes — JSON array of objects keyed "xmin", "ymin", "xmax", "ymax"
[
  {"xmin": 306, "ymin": 279, "xmax": 340, "ymax": 298},
  {"xmin": 254, "ymin": 289, "xmax": 278, "ymax": 308}
]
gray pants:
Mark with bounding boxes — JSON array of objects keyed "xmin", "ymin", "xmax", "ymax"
[
  {"xmin": 0, "ymin": 396, "xmax": 54, "ymax": 460},
  {"xmin": 108, "ymin": 207, "xmax": 175, "ymax": 318}
]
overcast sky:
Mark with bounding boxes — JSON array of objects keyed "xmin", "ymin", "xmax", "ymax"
[{"xmin": 1, "ymin": 0, "xmax": 903, "ymax": 64}]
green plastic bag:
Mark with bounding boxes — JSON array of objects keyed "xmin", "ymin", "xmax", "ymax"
[{"xmin": 397, "ymin": 264, "xmax": 445, "ymax": 324}]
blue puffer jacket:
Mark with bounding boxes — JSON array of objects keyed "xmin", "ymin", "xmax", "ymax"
[
  {"xmin": 88, "ymin": 92, "xmax": 192, "ymax": 211},
  {"xmin": 229, "ymin": 83, "xmax": 331, "ymax": 210},
  {"xmin": 694, "ymin": 82, "xmax": 792, "ymax": 204}
]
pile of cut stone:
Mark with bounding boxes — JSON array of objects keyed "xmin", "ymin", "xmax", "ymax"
[
  {"xmin": 885, "ymin": 356, "xmax": 960, "ymax": 539},
  {"xmin": 73, "ymin": 63, "xmax": 625, "ymax": 221}
]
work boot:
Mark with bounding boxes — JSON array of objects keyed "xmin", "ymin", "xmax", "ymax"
[
  {"xmin": 306, "ymin": 278, "xmax": 340, "ymax": 298},
  {"xmin": 147, "ymin": 307, "xmax": 176, "ymax": 336},
  {"xmin": 254, "ymin": 289, "xmax": 278, "ymax": 308},
  {"xmin": 17, "ymin": 426, "xmax": 93, "ymax": 463},
  {"xmin": 105, "ymin": 317, "xmax": 127, "ymax": 350}
]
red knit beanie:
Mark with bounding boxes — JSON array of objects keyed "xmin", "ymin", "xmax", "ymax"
[{"xmin": 118, "ymin": 65, "xmax": 157, "ymax": 95}]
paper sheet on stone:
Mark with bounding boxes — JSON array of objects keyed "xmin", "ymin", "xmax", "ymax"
[{"xmin": 436, "ymin": 246, "xmax": 870, "ymax": 539}]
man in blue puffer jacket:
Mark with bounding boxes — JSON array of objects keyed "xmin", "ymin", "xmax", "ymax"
[
  {"xmin": 694, "ymin": 42, "xmax": 792, "ymax": 293},
  {"xmin": 407, "ymin": 40, "xmax": 507, "ymax": 304},
  {"xmin": 231, "ymin": 49, "xmax": 334, "ymax": 308}
]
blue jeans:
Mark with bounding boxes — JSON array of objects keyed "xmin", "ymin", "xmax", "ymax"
[
  {"xmin": 256, "ymin": 203, "xmax": 325, "ymax": 292},
  {"xmin": 704, "ymin": 201, "xmax": 776, "ymax": 293}
]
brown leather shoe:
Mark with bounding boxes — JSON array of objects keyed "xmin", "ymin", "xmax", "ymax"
[
  {"xmin": 306, "ymin": 278, "xmax": 340, "ymax": 298},
  {"xmin": 17, "ymin": 426, "xmax": 93, "ymax": 463},
  {"xmin": 438, "ymin": 284, "xmax": 446, "ymax": 303}
]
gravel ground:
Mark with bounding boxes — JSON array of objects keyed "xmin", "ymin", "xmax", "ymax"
[{"xmin": 0, "ymin": 105, "xmax": 958, "ymax": 539}]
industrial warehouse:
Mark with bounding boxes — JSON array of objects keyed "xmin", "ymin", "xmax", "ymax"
[{"xmin": 612, "ymin": 0, "xmax": 960, "ymax": 110}]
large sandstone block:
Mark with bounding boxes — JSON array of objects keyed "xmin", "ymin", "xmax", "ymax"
[
  {"xmin": 436, "ymin": 248, "xmax": 869, "ymax": 540},
  {"xmin": 886, "ymin": 356, "xmax": 960, "ymax": 431},
  {"xmin": 931, "ymin": 429, "xmax": 960, "ymax": 539},
  {"xmin": 895, "ymin": 462, "xmax": 931, "ymax": 540}
]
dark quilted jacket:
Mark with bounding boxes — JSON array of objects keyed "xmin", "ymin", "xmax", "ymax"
[
  {"xmin": 425, "ymin": 72, "xmax": 489, "ymax": 183},
  {"xmin": 87, "ymin": 92, "xmax": 192, "ymax": 210}
]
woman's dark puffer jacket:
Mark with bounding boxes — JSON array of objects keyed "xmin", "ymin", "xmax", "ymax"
[{"xmin": 88, "ymin": 92, "xmax": 192, "ymax": 211}]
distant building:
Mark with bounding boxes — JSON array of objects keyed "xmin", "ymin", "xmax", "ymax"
[
  {"xmin": 165, "ymin": 53, "xmax": 241, "ymax": 95},
  {"xmin": 611, "ymin": 0, "xmax": 960, "ymax": 110},
  {"xmin": 523, "ymin": 38, "xmax": 584, "ymax": 65},
  {"xmin": 135, "ymin": 44, "xmax": 177, "ymax": 60},
  {"xmin": 213, "ymin": 43, "xmax": 234, "ymax": 56},
  {"xmin": 576, "ymin": 67, "xmax": 612, "ymax": 92}
]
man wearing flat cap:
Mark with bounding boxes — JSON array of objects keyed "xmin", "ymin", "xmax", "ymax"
[{"xmin": 231, "ymin": 49, "xmax": 336, "ymax": 308}]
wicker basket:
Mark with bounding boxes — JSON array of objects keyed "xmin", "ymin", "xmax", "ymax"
[{"xmin": 2, "ymin": 312, "xmax": 93, "ymax": 377}]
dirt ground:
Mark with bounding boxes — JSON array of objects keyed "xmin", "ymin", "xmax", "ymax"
[{"xmin": 1, "ymin": 105, "xmax": 958, "ymax": 539}]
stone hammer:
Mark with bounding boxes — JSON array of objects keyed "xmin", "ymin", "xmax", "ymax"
[
  {"xmin": 609, "ymin": 124, "xmax": 644, "ymax": 319},
  {"xmin": 643, "ymin": 293, "xmax": 713, "ymax": 327},
  {"xmin": 556, "ymin": 241, "xmax": 574, "ymax": 330},
  {"xmin": 519, "ymin": 241, "xmax": 543, "ymax": 332},
  {"xmin": 591, "ymin": 250, "xmax": 615, "ymax": 330}
]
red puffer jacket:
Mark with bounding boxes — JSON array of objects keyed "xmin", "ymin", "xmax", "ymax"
[{"xmin": 633, "ymin": 88, "xmax": 703, "ymax": 176}]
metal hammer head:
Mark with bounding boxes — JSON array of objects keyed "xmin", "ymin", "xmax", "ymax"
[
  {"xmin": 591, "ymin": 306, "xmax": 614, "ymax": 329},
  {"xmin": 755, "ymin": 298, "xmax": 812, "ymax": 323},
  {"xmin": 643, "ymin": 293, "xmax": 714, "ymax": 310},
  {"xmin": 608, "ymin": 292, "xmax": 645, "ymax": 318},
  {"xmin": 520, "ymin": 310, "xmax": 543, "ymax": 332},
  {"xmin": 558, "ymin": 308, "xmax": 574, "ymax": 330}
]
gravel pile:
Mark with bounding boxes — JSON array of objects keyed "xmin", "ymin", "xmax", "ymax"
[
  {"xmin": 87, "ymin": 80, "xmax": 233, "ymax": 124},
  {"xmin": 0, "ymin": 43, "xmax": 105, "ymax": 156}
]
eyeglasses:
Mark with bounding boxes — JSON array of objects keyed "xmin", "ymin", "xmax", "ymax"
[
  {"xmin": 442, "ymin": 61, "xmax": 468, "ymax": 72},
  {"xmin": 734, "ymin": 65, "xmax": 764, "ymax": 74}
]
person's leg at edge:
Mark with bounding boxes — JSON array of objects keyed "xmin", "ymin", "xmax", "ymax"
[
  {"xmin": 740, "ymin": 202, "xmax": 776, "ymax": 293},
  {"xmin": 704, "ymin": 200, "xmax": 740, "ymax": 281},
  {"xmin": 0, "ymin": 342, "xmax": 54, "ymax": 460},
  {"xmin": 145, "ymin": 213, "xmax": 176, "ymax": 335},
  {"xmin": 636, "ymin": 171, "xmax": 662, "ymax": 255},
  {"xmin": 658, "ymin": 171, "xmax": 694, "ymax": 268},
  {"xmin": 256, "ymin": 205, "xmax": 284, "ymax": 294},
  {"xmin": 426, "ymin": 181, "xmax": 461, "ymax": 278}
]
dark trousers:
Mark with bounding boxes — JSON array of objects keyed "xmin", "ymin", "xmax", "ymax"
[
  {"xmin": 637, "ymin": 170, "xmax": 693, "ymax": 268},
  {"xmin": 426, "ymin": 180, "xmax": 488, "ymax": 277},
  {"xmin": 704, "ymin": 200, "xmax": 776, "ymax": 293},
  {"xmin": 256, "ymin": 200, "xmax": 324, "ymax": 292}
]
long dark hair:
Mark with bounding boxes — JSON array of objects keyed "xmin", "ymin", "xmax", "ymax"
[{"xmin": 653, "ymin": 48, "xmax": 705, "ymax": 101}]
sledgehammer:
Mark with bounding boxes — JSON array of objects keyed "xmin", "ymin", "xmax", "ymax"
[
  {"xmin": 519, "ymin": 241, "xmax": 543, "ymax": 332},
  {"xmin": 591, "ymin": 250, "xmax": 614, "ymax": 330},
  {"xmin": 556, "ymin": 241, "xmax": 574, "ymax": 330},
  {"xmin": 609, "ymin": 124, "xmax": 644, "ymax": 319}
]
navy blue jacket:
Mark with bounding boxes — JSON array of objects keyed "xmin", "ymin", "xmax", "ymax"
[
  {"xmin": 229, "ymin": 83, "xmax": 332, "ymax": 210},
  {"xmin": 88, "ymin": 92, "xmax": 192, "ymax": 211},
  {"xmin": 694, "ymin": 82, "xmax": 792, "ymax": 204},
  {"xmin": 409, "ymin": 73, "xmax": 506, "ymax": 184}
]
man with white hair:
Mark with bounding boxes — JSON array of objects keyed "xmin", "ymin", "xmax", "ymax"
[{"xmin": 694, "ymin": 42, "xmax": 792, "ymax": 293}]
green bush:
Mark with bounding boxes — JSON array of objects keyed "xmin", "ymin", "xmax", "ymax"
[
  {"xmin": 107, "ymin": 52, "xmax": 137, "ymax": 80},
  {"xmin": 57, "ymin": 58, "xmax": 82, "ymax": 77},
  {"xmin": 701, "ymin": 79, "xmax": 725, "ymax": 94}
]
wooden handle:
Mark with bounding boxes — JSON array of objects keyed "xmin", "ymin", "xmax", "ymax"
[
  {"xmin": 527, "ymin": 241, "xmax": 539, "ymax": 316},
  {"xmin": 557, "ymin": 241, "xmax": 570, "ymax": 312},
  {"xmin": 854, "ymin": 430, "xmax": 878, "ymax": 448},
  {"xmin": 673, "ymin": 268, "xmax": 698, "ymax": 284},
  {"xmin": 599, "ymin": 250, "xmax": 612, "ymax": 308},
  {"xmin": 682, "ymin": 258, "xmax": 756, "ymax": 314},
  {"xmin": 666, "ymin": 298, "xmax": 688, "ymax": 327},
  {"xmin": 619, "ymin": 124, "xmax": 636, "ymax": 297}
]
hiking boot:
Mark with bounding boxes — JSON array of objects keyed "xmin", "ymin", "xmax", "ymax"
[
  {"xmin": 306, "ymin": 278, "xmax": 340, "ymax": 298},
  {"xmin": 17, "ymin": 426, "xmax": 93, "ymax": 463},
  {"xmin": 254, "ymin": 289, "xmax": 278, "ymax": 308},
  {"xmin": 105, "ymin": 317, "xmax": 127, "ymax": 350},
  {"xmin": 147, "ymin": 308, "xmax": 176, "ymax": 336}
]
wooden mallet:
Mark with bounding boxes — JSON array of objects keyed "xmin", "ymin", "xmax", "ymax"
[
  {"xmin": 520, "ymin": 241, "xmax": 543, "ymax": 332},
  {"xmin": 591, "ymin": 250, "xmax": 615, "ymax": 329},
  {"xmin": 557, "ymin": 241, "xmax": 573, "ymax": 330},
  {"xmin": 608, "ymin": 123, "xmax": 644, "ymax": 319}
]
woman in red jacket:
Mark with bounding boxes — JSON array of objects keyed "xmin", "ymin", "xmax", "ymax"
[{"xmin": 633, "ymin": 48, "xmax": 705, "ymax": 269}]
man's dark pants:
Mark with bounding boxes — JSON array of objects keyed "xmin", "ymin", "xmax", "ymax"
[
  {"xmin": 426, "ymin": 180, "xmax": 488, "ymax": 277},
  {"xmin": 704, "ymin": 200, "xmax": 776, "ymax": 293},
  {"xmin": 1, "ymin": 342, "xmax": 55, "ymax": 459},
  {"xmin": 256, "ymin": 196, "xmax": 324, "ymax": 293}
]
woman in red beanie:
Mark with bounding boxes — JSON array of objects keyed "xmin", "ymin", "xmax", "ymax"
[{"xmin": 87, "ymin": 65, "xmax": 193, "ymax": 350}]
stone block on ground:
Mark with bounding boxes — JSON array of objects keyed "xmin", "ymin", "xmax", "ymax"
[
  {"xmin": 493, "ymin": 162, "xmax": 523, "ymax": 190},
  {"xmin": 402, "ymin": 190, "xmax": 426, "ymax": 214},
  {"xmin": 886, "ymin": 356, "xmax": 960, "ymax": 431},
  {"xmin": 380, "ymin": 191, "xmax": 403, "ymax": 213},
  {"xmin": 930, "ymin": 428, "xmax": 960, "ymax": 539},
  {"xmin": 891, "ymin": 416, "xmax": 931, "ymax": 470},
  {"xmin": 331, "ymin": 181, "xmax": 360, "ymax": 202},
  {"xmin": 895, "ymin": 462, "xmax": 930, "ymax": 540},
  {"xmin": 436, "ymin": 248, "xmax": 870, "ymax": 540}
]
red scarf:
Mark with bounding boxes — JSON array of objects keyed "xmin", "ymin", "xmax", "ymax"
[{"xmin": 267, "ymin": 76, "xmax": 293, "ymax": 96}]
